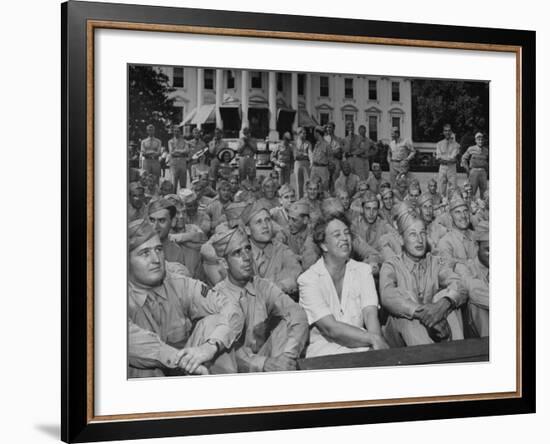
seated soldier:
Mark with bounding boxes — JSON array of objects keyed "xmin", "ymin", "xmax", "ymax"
[
  {"xmin": 158, "ymin": 179, "xmax": 174, "ymax": 198},
  {"xmin": 416, "ymin": 192, "xmax": 448, "ymax": 252},
  {"xmin": 379, "ymin": 210, "xmax": 468, "ymax": 347},
  {"xmin": 211, "ymin": 227, "xmax": 309, "ymax": 372},
  {"xmin": 437, "ymin": 194, "xmax": 478, "ymax": 263},
  {"xmin": 335, "ymin": 188, "xmax": 356, "ymax": 222},
  {"xmin": 350, "ymin": 191, "xmax": 394, "ymax": 274},
  {"xmin": 228, "ymin": 172, "xmax": 240, "ymax": 198},
  {"xmin": 349, "ymin": 180, "xmax": 369, "ymax": 218},
  {"xmin": 298, "ymin": 179, "xmax": 323, "ymax": 225},
  {"xmin": 404, "ymin": 182, "xmax": 421, "ymax": 205},
  {"xmin": 205, "ymin": 180, "xmax": 233, "ymax": 229},
  {"xmin": 127, "ymin": 220, "xmax": 244, "ymax": 377},
  {"xmin": 366, "ymin": 162, "xmax": 383, "ymax": 195},
  {"xmin": 128, "ymin": 182, "xmax": 146, "ymax": 222},
  {"xmin": 241, "ymin": 201, "xmax": 303, "ymax": 295},
  {"xmin": 393, "ymin": 173, "xmax": 409, "ymax": 201},
  {"xmin": 257, "ymin": 178, "xmax": 281, "ymax": 211},
  {"xmin": 379, "ymin": 188, "xmax": 394, "ymax": 225},
  {"xmin": 270, "ymin": 184, "xmax": 296, "ymax": 232},
  {"xmin": 427, "ymin": 177, "xmax": 443, "ymax": 207},
  {"xmin": 147, "ymin": 198, "xmax": 204, "ymax": 279},
  {"xmin": 334, "ymin": 159, "xmax": 360, "ymax": 197},
  {"xmin": 286, "ymin": 201, "xmax": 320, "ymax": 271},
  {"xmin": 144, "ymin": 172, "xmax": 160, "ymax": 204},
  {"xmin": 179, "ymin": 189, "xmax": 212, "ymax": 236},
  {"xmin": 298, "ymin": 214, "xmax": 388, "ymax": 357},
  {"xmin": 455, "ymin": 220, "xmax": 489, "ymax": 337}
]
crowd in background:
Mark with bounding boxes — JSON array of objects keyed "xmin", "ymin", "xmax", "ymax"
[{"xmin": 127, "ymin": 120, "xmax": 489, "ymax": 377}]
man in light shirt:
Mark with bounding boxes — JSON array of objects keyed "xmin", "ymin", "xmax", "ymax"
[{"xmin": 435, "ymin": 124, "xmax": 460, "ymax": 197}]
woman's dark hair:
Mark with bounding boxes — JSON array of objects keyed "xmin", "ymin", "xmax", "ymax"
[{"xmin": 312, "ymin": 213, "xmax": 351, "ymax": 249}]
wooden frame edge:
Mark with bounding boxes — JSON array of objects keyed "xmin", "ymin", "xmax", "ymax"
[{"xmin": 83, "ymin": 17, "xmax": 526, "ymax": 426}]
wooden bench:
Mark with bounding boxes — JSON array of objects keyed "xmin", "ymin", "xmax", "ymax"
[{"xmin": 298, "ymin": 337, "xmax": 489, "ymax": 370}]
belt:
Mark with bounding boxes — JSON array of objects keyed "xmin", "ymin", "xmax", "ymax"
[
  {"xmin": 391, "ymin": 159, "xmax": 405, "ymax": 163},
  {"xmin": 313, "ymin": 162, "xmax": 328, "ymax": 167},
  {"xmin": 295, "ymin": 157, "xmax": 309, "ymax": 161}
]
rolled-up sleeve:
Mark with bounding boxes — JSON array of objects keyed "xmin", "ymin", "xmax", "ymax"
[
  {"xmin": 128, "ymin": 320, "xmax": 181, "ymax": 370},
  {"xmin": 298, "ymin": 271, "xmax": 332, "ymax": 325},
  {"xmin": 357, "ymin": 264, "xmax": 379, "ymax": 308}
]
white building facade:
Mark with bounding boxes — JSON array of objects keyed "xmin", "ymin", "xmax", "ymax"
[{"xmin": 160, "ymin": 66, "xmax": 412, "ymax": 143}]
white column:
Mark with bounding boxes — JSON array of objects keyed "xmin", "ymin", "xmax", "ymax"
[
  {"xmin": 240, "ymin": 70, "xmax": 249, "ymax": 133},
  {"xmin": 291, "ymin": 72, "xmax": 298, "ymax": 132},
  {"xmin": 196, "ymin": 68, "xmax": 204, "ymax": 129},
  {"xmin": 305, "ymin": 73, "xmax": 313, "ymax": 120},
  {"xmin": 215, "ymin": 69, "xmax": 224, "ymax": 130},
  {"xmin": 403, "ymin": 79, "xmax": 413, "ymax": 142},
  {"xmin": 268, "ymin": 71, "xmax": 278, "ymax": 141}
]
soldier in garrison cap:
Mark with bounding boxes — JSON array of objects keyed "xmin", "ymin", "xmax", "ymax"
[
  {"xmin": 335, "ymin": 188, "xmax": 357, "ymax": 222},
  {"xmin": 211, "ymin": 227, "xmax": 309, "ymax": 372},
  {"xmin": 297, "ymin": 179, "xmax": 323, "ymax": 226},
  {"xmin": 179, "ymin": 190, "xmax": 211, "ymax": 236},
  {"xmin": 240, "ymin": 200, "xmax": 303, "ymax": 295},
  {"xmin": 286, "ymin": 201, "xmax": 320, "ymax": 271},
  {"xmin": 205, "ymin": 180, "xmax": 233, "ymax": 229},
  {"xmin": 270, "ymin": 184, "xmax": 296, "ymax": 233},
  {"xmin": 379, "ymin": 212, "xmax": 468, "ymax": 347},
  {"xmin": 461, "ymin": 132, "xmax": 489, "ymax": 199},
  {"xmin": 127, "ymin": 220, "xmax": 244, "ymax": 377},
  {"xmin": 392, "ymin": 173, "xmax": 409, "ymax": 202},
  {"xmin": 146, "ymin": 198, "xmax": 202, "ymax": 278},
  {"xmin": 416, "ymin": 192, "xmax": 449, "ymax": 253},
  {"xmin": 129, "ymin": 182, "xmax": 146, "ymax": 222},
  {"xmin": 350, "ymin": 191, "xmax": 394, "ymax": 275},
  {"xmin": 455, "ymin": 220, "xmax": 489, "ymax": 338},
  {"xmin": 436, "ymin": 193, "xmax": 478, "ymax": 266}
]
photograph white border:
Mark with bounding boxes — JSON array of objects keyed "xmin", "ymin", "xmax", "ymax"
[{"xmin": 94, "ymin": 28, "xmax": 517, "ymax": 416}]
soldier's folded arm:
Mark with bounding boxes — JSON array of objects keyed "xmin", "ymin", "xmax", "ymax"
[
  {"xmin": 379, "ymin": 262, "xmax": 421, "ymax": 319},
  {"xmin": 278, "ymin": 248, "xmax": 303, "ymax": 293},
  {"xmin": 235, "ymin": 345, "xmax": 268, "ymax": 373},
  {"xmin": 437, "ymin": 258, "xmax": 469, "ymax": 308},
  {"xmin": 128, "ymin": 320, "xmax": 181, "ymax": 370},
  {"xmin": 263, "ymin": 280, "xmax": 308, "ymax": 359},
  {"xmin": 186, "ymin": 277, "xmax": 245, "ymax": 350},
  {"xmin": 455, "ymin": 262, "xmax": 489, "ymax": 309}
]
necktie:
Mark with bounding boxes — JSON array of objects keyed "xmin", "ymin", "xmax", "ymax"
[{"xmin": 146, "ymin": 294, "xmax": 162, "ymax": 327}]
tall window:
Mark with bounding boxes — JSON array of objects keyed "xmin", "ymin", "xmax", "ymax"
[
  {"xmin": 227, "ymin": 70, "xmax": 235, "ymax": 89},
  {"xmin": 391, "ymin": 82, "xmax": 400, "ymax": 102},
  {"xmin": 368, "ymin": 115, "xmax": 378, "ymax": 141},
  {"xmin": 173, "ymin": 67, "xmax": 184, "ymax": 88},
  {"xmin": 204, "ymin": 69, "xmax": 214, "ymax": 90},
  {"xmin": 251, "ymin": 71, "xmax": 262, "ymax": 89},
  {"xmin": 277, "ymin": 73, "xmax": 283, "ymax": 92},
  {"xmin": 320, "ymin": 76, "xmax": 329, "ymax": 97},
  {"xmin": 319, "ymin": 112, "xmax": 329, "ymax": 126},
  {"xmin": 298, "ymin": 74, "xmax": 305, "ymax": 96},
  {"xmin": 344, "ymin": 78, "xmax": 354, "ymax": 99},
  {"xmin": 368, "ymin": 80, "xmax": 377, "ymax": 100},
  {"xmin": 392, "ymin": 116, "xmax": 401, "ymax": 132}
]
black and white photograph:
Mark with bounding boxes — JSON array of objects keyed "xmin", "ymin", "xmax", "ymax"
[{"xmin": 127, "ymin": 65, "xmax": 490, "ymax": 377}]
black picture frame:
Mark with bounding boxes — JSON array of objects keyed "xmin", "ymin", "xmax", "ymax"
[{"xmin": 61, "ymin": 1, "xmax": 536, "ymax": 442}]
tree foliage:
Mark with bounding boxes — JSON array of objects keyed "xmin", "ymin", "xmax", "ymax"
[
  {"xmin": 411, "ymin": 80, "xmax": 489, "ymax": 147},
  {"xmin": 128, "ymin": 65, "xmax": 177, "ymax": 146}
]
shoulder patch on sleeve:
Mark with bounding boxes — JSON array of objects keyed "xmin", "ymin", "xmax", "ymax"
[{"xmin": 201, "ymin": 283, "xmax": 210, "ymax": 298}]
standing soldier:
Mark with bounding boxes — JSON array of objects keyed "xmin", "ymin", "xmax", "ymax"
[
  {"xmin": 387, "ymin": 127, "xmax": 415, "ymax": 186},
  {"xmin": 435, "ymin": 124, "xmax": 460, "ymax": 197},
  {"xmin": 237, "ymin": 127, "xmax": 258, "ymax": 181},
  {"xmin": 271, "ymin": 132, "xmax": 294, "ymax": 186},
  {"xmin": 187, "ymin": 127, "xmax": 207, "ymax": 183},
  {"xmin": 461, "ymin": 132, "xmax": 489, "ymax": 199},
  {"xmin": 293, "ymin": 127, "xmax": 312, "ymax": 199},
  {"xmin": 168, "ymin": 125, "xmax": 190, "ymax": 192},
  {"xmin": 349, "ymin": 124, "xmax": 376, "ymax": 180},
  {"xmin": 140, "ymin": 124, "xmax": 162, "ymax": 184},
  {"xmin": 325, "ymin": 121, "xmax": 345, "ymax": 191},
  {"xmin": 310, "ymin": 126, "xmax": 332, "ymax": 192}
]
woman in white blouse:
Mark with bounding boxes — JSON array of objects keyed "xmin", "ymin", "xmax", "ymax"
[{"xmin": 298, "ymin": 214, "xmax": 389, "ymax": 357}]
